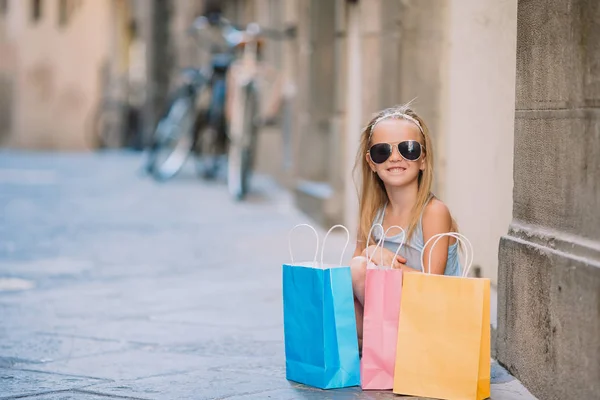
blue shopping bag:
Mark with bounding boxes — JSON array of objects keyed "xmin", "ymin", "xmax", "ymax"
[{"xmin": 283, "ymin": 224, "xmax": 361, "ymax": 389}]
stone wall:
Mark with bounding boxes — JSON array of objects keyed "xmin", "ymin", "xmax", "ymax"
[{"xmin": 496, "ymin": 1, "xmax": 600, "ymax": 398}]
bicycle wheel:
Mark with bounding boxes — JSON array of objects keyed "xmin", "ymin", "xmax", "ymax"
[
  {"xmin": 228, "ymin": 84, "xmax": 259, "ymax": 201},
  {"xmin": 93, "ymin": 102, "xmax": 125, "ymax": 149},
  {"xmin": 196, "ymin": 77, "xmax": 228, "ymax": 180},
  {"xmin": 147, "ymin": 89, "xmax": 197, "ymax": 181}
]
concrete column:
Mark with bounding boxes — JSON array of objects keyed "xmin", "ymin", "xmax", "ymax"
[
  {"xmin": 169, "ymin": 0, "xmax": 205, "ymax": 74},
  {"xmin": 0, "ymin": 0, "xmax": 16, "ymax": 145},
  {"xmin": 140, "ymin": 0, "xmax": 156, "ymax": 145},
  {"xmin": 496, "ymin": 1, "xmax": 600, "ymax": 399},
  {"xmin": 359, "ymin": 0, "xmax": 382, "ymax": 123},
  {"xmin": 292, "ymin": 0, "xmax": 338, "ymax": 226},
  {"xmin": 280, "ymin": 0, "xmax": 299, "ymax": 179},
  {"xmin": 394, "ymin": 0, "xmax": 449, "ymax": 198},
  {"xmin": 378, "ymin": 0, "xmax": 401, "ymax": 108},
  {"xmin": 343, "ymin": 0, "xmax": 361, "ymax": 236},
  {"xmin": 142, "ymin": 0, "xmax": 172, "ymax": 145},
  {"xmin": 291, "ymin": 0, "xmax": 310, "ymax": 191}
]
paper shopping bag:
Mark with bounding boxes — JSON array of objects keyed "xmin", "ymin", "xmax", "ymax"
[
  {"xmin": 283, "ymin": 224, "xmax": 361, "ymax": 389},
  {"xmin": 393, "ymin": 233, "xmax": 491, "ymax": 400},
  {"xmin": 361, "ymin": 224, "xmax": 405, "ymax": 390}
]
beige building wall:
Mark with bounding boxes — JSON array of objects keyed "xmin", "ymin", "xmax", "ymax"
[
  {"xmin": 442, "ymin": 0, "xmax": 517, "ymax": 280},
  {"xmin": 342, "ymin": 0, "xmax": 450, "ymax": 237},
  {"xmin": 340, "ymin": 0, "xmax": 517, "ymax": 282},
  {"xmin": 198, "ymin": 1, "xmax": 516, "ymax": 282},
  {"xmin": 1, "ymin": 0, "xmax": 118, "ymax": 150}
]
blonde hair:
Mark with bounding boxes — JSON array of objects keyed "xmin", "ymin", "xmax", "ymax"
[{"xmin": 353, "ymin": 104, "xmax": 452, "ymax": 246}]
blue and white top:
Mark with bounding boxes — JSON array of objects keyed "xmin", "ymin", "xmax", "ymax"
[{"xmin": 371, "ymin": 199, "xmax": 461, "ymax": 276}]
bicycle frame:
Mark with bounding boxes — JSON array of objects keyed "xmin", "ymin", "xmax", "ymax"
[
  {"xmin": 226, "ymin": 28, "xmax": 262, "ymax": 143},
  {"xmin": 146, "ymin": 15, "xmax": 288, "ymax": 188}
]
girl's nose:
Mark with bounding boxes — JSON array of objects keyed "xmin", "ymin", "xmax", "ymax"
[{"xmin": 389, "ymin": 145, "xmax": 402, "ymax": 161}]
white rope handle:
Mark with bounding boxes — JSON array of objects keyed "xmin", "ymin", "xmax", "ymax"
[
  {"xmin": 445, "ymin": 233, "xmax": 473, "ymax": 277},
  {"xmin": 427, "ymin": 233, "xmax": 472, "ymax": 276},
  {"xmin": 365, "ymin": 224, "xmax": 384, "ymax": 267},
  {"xmin": 440, "ymin": 233, "xmax": 473, "ymax": 277},
  {"xmin": 321, "ymin": 224, "xmax": 350, "ymax": 267},
  {"xmin": 385, "ymin": 226, "xmax": 407, "ymax": 269},
  {"xmin": 365, "ymin": 224, "xmax": 406, "ymax": 269},
  {"xmin": 288, "ymin": 224, "xmax": 319, "ymax": 264},
  {"xmin": 421, "ymin": 232, "xmax": 474, "ymax": 276}
]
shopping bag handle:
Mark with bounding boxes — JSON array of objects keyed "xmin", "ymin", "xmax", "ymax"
[
  {"xmin": 385, "ymin": 226, "xmax": 406, "ymax": 269},
  {"xmin": 288, "ymin": 224, "xmax": 319, "ymax": 264},
  {"xmin": 421, "ymin": 232, "xmax": 474, "ymax": 277},
  {"xmin": 321, "ymin": 224, "xmax": 350, "ymax": 267},
  {"xmin": 365, "ymin": 224, "xmax": 406, "ymax": 269},
  {"xmin": 365, "ymin": 223, "xmax": 384, "ymax": 268}
]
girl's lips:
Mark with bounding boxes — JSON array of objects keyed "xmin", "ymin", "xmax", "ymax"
[{"xmin": 387, "ymin": 167, "xmax": 406, "ymax": 173}]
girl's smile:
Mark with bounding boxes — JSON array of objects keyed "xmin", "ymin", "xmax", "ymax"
[{"xmin": 386, "ymin": 166, "xmax": 407, "ymax": 174}]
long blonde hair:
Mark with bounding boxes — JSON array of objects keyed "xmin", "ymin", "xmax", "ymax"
[{"xmin": 353, "ymin": 104, "xmax": 445, "ymax": 246}]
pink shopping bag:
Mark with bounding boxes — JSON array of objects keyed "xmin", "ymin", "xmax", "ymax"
[{"xmin": 360, "ymin": 224, "xmax": 405, "ymax": 390}]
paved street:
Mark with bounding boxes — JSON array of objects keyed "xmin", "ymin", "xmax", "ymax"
[{"xmin": 0, "ymin": 152, "xmax": 535, "ymax": 399}]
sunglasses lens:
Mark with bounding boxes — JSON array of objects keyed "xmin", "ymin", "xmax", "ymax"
[
  {"xmin": 398, "ymin": 141, "xmax": 422, "ymax": 161},
  {"xmin": 369, "ymin": 143, "xmax": 392, "ymax": 164}
]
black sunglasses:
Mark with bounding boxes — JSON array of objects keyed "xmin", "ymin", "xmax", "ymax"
[{"xmin": 368, "ymin": 140, "xmax": 424, "ymax": 164}]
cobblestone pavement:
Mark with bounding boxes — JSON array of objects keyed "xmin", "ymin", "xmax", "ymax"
[{"xmin": 0, "ymin": 152, "xmax": 536, "ymax": 399}]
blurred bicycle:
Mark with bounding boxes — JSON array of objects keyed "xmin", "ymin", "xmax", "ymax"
[{"xmin": 144, "ymin": 11, "xmax": 292, "ymax": 200}]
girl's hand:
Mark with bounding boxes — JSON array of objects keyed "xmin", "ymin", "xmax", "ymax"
[{"xmin": 362, "ymin": 245, "xmax": 406, "ymax": 268}]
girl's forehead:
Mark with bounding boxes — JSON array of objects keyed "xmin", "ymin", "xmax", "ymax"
[{"xmin": 371, "ymin": 119, "xmax": 422, "ymax": 143}]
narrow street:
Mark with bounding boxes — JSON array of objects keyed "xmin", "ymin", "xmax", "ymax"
[{"xmin": 0, "ymin": 152, "xmax": 533, "ymax": 399}]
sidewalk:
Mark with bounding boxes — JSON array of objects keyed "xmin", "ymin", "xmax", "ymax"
[{"xmin": 0, "ymin": 152, "xmax": 536, "ymax": 399}]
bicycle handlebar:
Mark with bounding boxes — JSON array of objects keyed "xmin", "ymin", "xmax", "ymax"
[
  {"xmin": 188, "ymin": 16, "xmax": 296, "ymax": 43},
  {"xmin": 257, "ymin": 25, "xmax": 297, "ymax": 41}
]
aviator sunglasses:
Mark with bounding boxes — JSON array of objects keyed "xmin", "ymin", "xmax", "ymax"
[{"xmin": 368, "ymin": 140, "xmax": 424, "ymax": 164}]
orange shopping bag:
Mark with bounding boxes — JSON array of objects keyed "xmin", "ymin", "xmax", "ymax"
[{"xmin": 393, "ymin": 233, "xmax": 490, "ymax": 400}]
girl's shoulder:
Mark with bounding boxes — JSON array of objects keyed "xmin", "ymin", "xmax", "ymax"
[{"xmin": 421, "ymin": 197, "xmax": 452, "ymax": 231}]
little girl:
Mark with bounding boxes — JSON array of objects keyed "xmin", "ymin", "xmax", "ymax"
[{"xmin": 350, "ymin": 104, "xmax": 461, "ymax": 349}]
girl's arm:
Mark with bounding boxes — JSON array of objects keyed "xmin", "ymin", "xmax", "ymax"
[
  {"xmin": 353, "ymin": 239, "xmax": 366, "ymax": 258},
  {"xmin": 353, "ymin": 228, "xmax": 407, "ymax": 267},
  {"xmin": 395, "ymin": 263, "xmax": 421, "ymax": 274},
  {"xmin": 421, "ymin": 199, "xmax": 454, "ymax": 275}
]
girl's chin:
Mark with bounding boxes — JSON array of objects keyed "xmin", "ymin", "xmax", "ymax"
[{"xmin": 380, "ymin": 175, "xmax": 418, "ymax": 187}]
